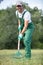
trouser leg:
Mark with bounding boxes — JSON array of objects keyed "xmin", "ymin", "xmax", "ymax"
[{"xmin": 23, "ymin": 29, "xmax": 33, "ymax": 58}]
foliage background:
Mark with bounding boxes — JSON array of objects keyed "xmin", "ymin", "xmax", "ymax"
[{"xmin": 0, "ymin": 5, "xmax": 43, "ymax": 49}]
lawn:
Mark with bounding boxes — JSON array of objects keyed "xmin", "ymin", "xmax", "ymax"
[{"xmin": 0, "ymin": 49, "xmax": 43, "ymax": 65}]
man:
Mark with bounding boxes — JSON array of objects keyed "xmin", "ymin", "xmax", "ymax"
[{"xmin": 16, "ymin": 1, "xmax": 34, "ymax": 59}]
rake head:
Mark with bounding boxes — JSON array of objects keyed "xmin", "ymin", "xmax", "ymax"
[{"xmin": 14, "ymin": 51, "xmax": 23, "ymax": 59}]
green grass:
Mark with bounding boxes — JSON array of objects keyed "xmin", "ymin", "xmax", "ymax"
[{"xmin": 0, "ymin": 49, "xmax": 43, "ymax": 65}]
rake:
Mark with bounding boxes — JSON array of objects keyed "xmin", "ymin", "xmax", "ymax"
[{"xmin": 14, "ymin": 30, "xmax": 23, "ymax": 58}]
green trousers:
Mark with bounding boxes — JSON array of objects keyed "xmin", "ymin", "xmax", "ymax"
[{"xmin": 23, "ymin": 26, "xmax": 34, "ymax": 58}]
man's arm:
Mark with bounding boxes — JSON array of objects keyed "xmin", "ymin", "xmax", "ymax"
[
  {"xmin": 21, "ymin": 11, "xmax": 31, "ymax": 34},
  {"xmin": 21, "ymin": 20, "xmax": 29, "ymax": 34},
  {"xmin": 18, "ymin": 19, "xmax": 20, "ymax": 26},
  {"xmin": 18, "ymin": 19, "xmax": 21, "ymax": 33}
]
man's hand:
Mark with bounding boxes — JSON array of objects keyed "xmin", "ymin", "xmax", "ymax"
[{"xmin": 18, "ymin": 33, "xmax": 23, "ymax": 40}]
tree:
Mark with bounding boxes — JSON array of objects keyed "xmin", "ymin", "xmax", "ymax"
[
  {"xmin": 0, "ymin": 0, "xmax": 3, "ymax": 3},
  {"xmin": 0, "ymin": 5, "xmax": 43, "ymax": 49}
]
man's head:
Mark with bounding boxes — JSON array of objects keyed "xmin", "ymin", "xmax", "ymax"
[{"xmin": 16, "ymin": 1, "xmax": 24, "ymax": 13}]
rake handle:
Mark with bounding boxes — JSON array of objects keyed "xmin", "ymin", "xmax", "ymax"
[
  {"xmin": 18, "ymin": 39, "xmax": 20, "ymax": 50},
  {"xmin": 18, "ymin": 30, "xmax": 21, "ymax": 51}
]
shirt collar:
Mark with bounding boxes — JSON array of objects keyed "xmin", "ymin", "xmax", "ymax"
[{"xmin": 22, "ymin": 9, "xmax": 26, "ymax": 14}]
